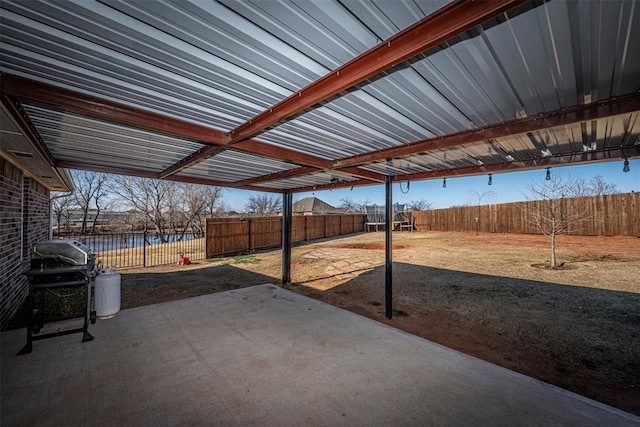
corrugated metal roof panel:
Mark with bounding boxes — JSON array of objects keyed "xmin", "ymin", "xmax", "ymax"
[
  {"xmin": 220, "ymin": 0, "xmax": 448, "ymax": 70},
  {"xmin": 252, "ymin": 1, "xmax": 640, "ymax": 163},
  {"xmin": 256, "ymin": 171, "xmax": 359, "ymax": 190},
  {"xmin": 1, "ymin": 1, "xmax": 638, "ymax": 192},
  {"xmin": 363, "ymin": 112, "xmax": 640, "ymax": 175},
  {"xmin": 179, "ymin": 151, "xmax": 299, "ymax": 183},
  {"xmin": 22, "ymin": 104, "xmax": 203, "ymax": 171},
  {"xmin": 1, "ymin": 1, "xmax": 282, "ymax": 129}
]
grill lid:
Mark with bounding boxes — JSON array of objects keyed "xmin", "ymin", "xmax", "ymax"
[{"xmin": 32, "ymin": 240, "xmax": 94, "ymax": 265}]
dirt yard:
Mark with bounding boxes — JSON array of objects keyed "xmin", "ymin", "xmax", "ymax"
[{"xmin": 119, "ymin": 231, "xmax": 640, "ymax": 415}]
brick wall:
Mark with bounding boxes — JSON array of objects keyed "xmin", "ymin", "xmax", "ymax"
[
  {"xmin": 0, "ymin": 158, "xmax": 50, "ymax": 329},
  {"xmin": 22, "ymin": 176, "xmax": 50, "ymax": 257}
]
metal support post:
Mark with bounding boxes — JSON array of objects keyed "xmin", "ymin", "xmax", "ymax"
[
  {"xmin": 282, "ymin": 190, "xmax": 293, "ymax": 284},
  {"xmin": 385, "ymin": 175, "xmax": 393, "ymax": 319}
]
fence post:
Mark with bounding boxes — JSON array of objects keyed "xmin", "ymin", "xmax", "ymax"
[
  {"xmin": 304, "ymin": 216, "xmax": 308, "ymax": 241},
  {"xmin": 323, "ymin": 215, "xmax": 327, "ymax": 238},
  {"xmin": 248, "ymin": 219, "xmax": 252, "ymax": 252},
  {"xmin": 143, "ymin": 229, "xmax": 147, "ymax": 268}
]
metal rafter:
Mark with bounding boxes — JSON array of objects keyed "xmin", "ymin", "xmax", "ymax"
[
  {"xmin": 338, "ymin": 167, "xmax": 386, "ymax": 182},
  {"xmin": 229, "ymin": 140, "xmax": 386, "ymax": 181},
  {"xmin": 288, "ymin": 146, "xmax": 640, "ymax": 193},
  {"xmin": 0, "ymin": 0, "xmax": 525, "ymax": 187},
  {"xmin": 230, "ymin": 139, "xmax": 331, "ymax": 169},
  {"xmin": 54, "ymin": 160, "xmax": 278, "ymax": 193},
  {"xmin": 2, "ymin": 73, "xmax": 387, "ymax": 187},
  {"xmin": 231, "ymin": 166, "xmax": 318, "ymax": 187},
  {"xmin": 152, "ymin": 0, "xmax": 522, "ymax": 176},
  {"xmin": 290, "ymin": 178, "xmax": 376, "ymax": 194},
  {"xmin": 227, "ymin": 0, "xmax": 523, "ymax": 143},
  {"xmin": 332, "ymin": 93, "xmax": 640, "ymax": 169},
  {"xmin": 1, "ymin": 74, "xmax": 227, "ymax": 145},
  {"xmin": 0, "ymin": 74, "xmax": 351, "ymax": 179},
  {"xmin": 392, "ymin": 146, "xmax": 640, "ymax": 182},
  {"xmin": 160, "ymin": 146, "xmax": 225, "ymax": 179},
  {"xmin": 164, "ymin": 175, "xmax": 278, "ymax": 193},
  {"xmin": 229, "ymin": 165, "xmax": 385, "ymax": 188}
]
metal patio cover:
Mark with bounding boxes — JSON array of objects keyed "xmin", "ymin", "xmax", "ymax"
[{"xmin": 1, "ymin": 0, "xmax": 639, "ymax": 193}]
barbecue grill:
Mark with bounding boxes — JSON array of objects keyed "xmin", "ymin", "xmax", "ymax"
[{"xmin": 18, "ymin": 240, "xmax": 97, "ymax": 355}]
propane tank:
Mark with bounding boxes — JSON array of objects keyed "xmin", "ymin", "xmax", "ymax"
[{"xmin": 94, "ymin": 267, "xmax": 121, "ymax": 318}]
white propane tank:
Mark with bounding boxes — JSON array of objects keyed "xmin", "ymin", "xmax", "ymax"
[{"xmin": 95, "ymin": 267, "xmax": 121, "ymax": 318}]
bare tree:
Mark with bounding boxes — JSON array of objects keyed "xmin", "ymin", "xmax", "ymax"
[
  {"xmin": 111, "ymin": 176, "xmax": 173, "ymax": 242},
  {"xmin": 588, "ymin": 175, "xmax": 618, "ymax": 195},
  {"xmin": 525, "ymin": 174, "xmax": 589, "ymax": 268},
  {"xmin": 51, "ymin": 192, "xmax": 75, "ymax": 236},
  {"xmin": 201, "ymin": 186, "xmax": 225, "ymax": 216},
  {"xmin": 572, "ymin": 178, "xmax": 591, "ymax": 198},
  {"xmin": 166, "ymin": 182, "xmax": 187, "ymax": 236},
  {"xmin": 245, "ymin": 194, "xmax": 281, "ymax": 215},
  {"xmin": 340, "ymin": 197, "xmax": 362, "ymax": 213},
  {"xmin": 573, "ymin": 175, "xmax": 618, "ymax": 197},
  {"xmin": 407, "ymin": 199, "xmax": 432, "ymax": 211},
  {"xmin": 71, "ymin": 170, "xmax": 110, "ymax": 233},
  {"xmin": 91, "ymin": 186, "xmax": 113, "ymax": 233},
  {"xmin": 109, "ymin": 210, "xmax": 143, "ymax": 234},
  {"xmin": 339, "ymin": 197, "xmax": 372, "ymax": 213},
  {"xmin": 183, "ymin": 184, "xmax": 224, "ymax": 237}
]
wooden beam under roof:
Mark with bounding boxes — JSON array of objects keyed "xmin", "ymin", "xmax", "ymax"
[
  {"xmin": 227, "ymin": 0, "xmax": 523, "ymax": 143},
  {"xmin": 332, "ymin": 93, "xmax": 640, "ymax": 169}
]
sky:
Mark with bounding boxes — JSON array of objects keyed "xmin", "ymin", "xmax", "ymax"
[{"xmin": 222, "ymin": 159, "xmax": 639, "ymax": 212}]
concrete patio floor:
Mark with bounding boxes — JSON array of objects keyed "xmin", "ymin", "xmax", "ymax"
[{"xmin": 2, "ymin": 284, "xmax": 638, "ymax": 426}]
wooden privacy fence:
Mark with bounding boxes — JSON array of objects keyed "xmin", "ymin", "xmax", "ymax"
[
  {"xmin": 412, "ymin": 192, "xmax": 639, "ymax": 236},
  {"xmin": 206, "ymin": 214, "xmax": 366, "ymax": 258}
]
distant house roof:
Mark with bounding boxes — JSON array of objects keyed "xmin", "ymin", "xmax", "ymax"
[{"xmin": 293, "ymin": 197, "xmax": 344, "ymax": 215}]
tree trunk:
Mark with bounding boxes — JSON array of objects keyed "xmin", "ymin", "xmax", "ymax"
[
  {"xmin": 91, "ymin": 205, "xmax": 101, "ymax": 233},
  {"xmin": 550, "ymin": 231, "xmax": 557, "ymax": 268},
  {"xmin": 81, "ymin": 210, "xmax": 88, "ymax": 234},
  {"xmin": 549, "ymin": 207, "xmax": 557, "ymax": 267}
]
